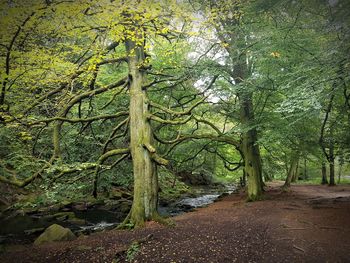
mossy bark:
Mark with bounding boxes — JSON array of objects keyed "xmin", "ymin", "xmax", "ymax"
[
  {"xmin": 126, "ymin": 37, "xmax": 159, "ymax": 227},
  {"xmin": 228, "ymin": 58, "xmax": 263, "ymax": 201},
  {"xmin": 239, "ymin": 91, "xmax": 263, "ymax": 201}
]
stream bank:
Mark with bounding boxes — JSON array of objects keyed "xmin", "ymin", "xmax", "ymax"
[{"xmin": 0, "ymin": 184, "xmax": 237, "ymax": 245}]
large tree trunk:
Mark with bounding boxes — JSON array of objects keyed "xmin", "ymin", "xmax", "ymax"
[
  {"xmin": 211, "ymin": 1, "xmax": 263, "ymax": 200},
  {"xmin": 321, "ymin": 161, "xmax": 328, "ymax": 185},
  {"xmin": 229, "ymin": 55, "xmax": 263, "ymax": 200},
  {"xmin": 239, "ymin": 91, "xmax": 263, "ymax": 200},
  {"xmin": 126, "ymin": 38, "xmax": 159, "ymax": 227}
]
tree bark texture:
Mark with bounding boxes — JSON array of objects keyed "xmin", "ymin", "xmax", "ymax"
[
  {"xmin": 239, "ymin": 91, "xmax": 263, "ymax": 200},
  {"xmin": 328, "ymin": 128, "xmax": 335, "ymax": 186},
  {"xmin": 284, "ymin": 154, "xmax": 299, "ymax": 188},
  {"xmin": 291, "ymin": 160, "xmax": 299, "ymax": 183},
  {"xmin": 321, "ymin": 162, "xmax": 328, "ymax": 185},
  {"xmin": 126, "ymin": 37, "xmax": 159, "ymax": 227}
]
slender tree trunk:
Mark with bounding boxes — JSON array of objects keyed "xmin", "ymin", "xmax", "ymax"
[
  {"xmin": 329, "ymin": 152, "xmax": 335, "ymax": 186},
  {"xmin": 321, "ymin": 162, "xmax": 328, "ymax": 185},
  {"xmin": 329, "ymin": 158, "xmax": 335, "ymax": 186},
  {"xmin": 126, "ymin": 37, "xmax": 159, "ymax": 227},
  {"xmin": 284, "ymin": 154, "xmax": 299, "ymax": 188},
  {"xmin": 303, "ymin": 158, "xmax": 307, "ymax": 180},
  {"xmin": 338, "ymin": 162, "xmax": 342, "ymax": 184},
  {"xmin": 328, "ymin": 126, "xmax": 336, "ymax": 186}
]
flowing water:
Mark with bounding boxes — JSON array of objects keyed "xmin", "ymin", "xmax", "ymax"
[
  {"xmin": 159, "ymin": 184, "xmax": 236, "ymax": 216},
  {"xmin": 0, "ymin": 184, "xmax": 236, "ymax": 244}
]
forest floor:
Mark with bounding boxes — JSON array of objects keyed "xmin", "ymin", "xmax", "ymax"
[{"xmin": 2, "ymin": 182, "xmax": 350, "ymax": 263}]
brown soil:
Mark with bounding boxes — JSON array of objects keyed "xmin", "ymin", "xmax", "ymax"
[{"xmin": 2, "ymin": 182, "xmax": 350, "ymax": 263}]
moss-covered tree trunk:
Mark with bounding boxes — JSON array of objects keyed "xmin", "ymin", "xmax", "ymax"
[
  {"xmin": 232, "ymin": 59, "xmax": 263, "ymax": 201},
  {"xmin": 239, "ymin": 91, "xmax": 263, "ymax": 200},
  {"xmin": 212, "ymin": 2, "xmax": 264, "ymax": 201},
  {"xmin": 126, "ymin": 37, "xmax": 159, "ymax": 227}
]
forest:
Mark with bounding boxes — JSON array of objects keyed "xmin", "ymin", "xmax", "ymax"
[{"xmin": 0, "ymin": 0, "xmax": 349, "ymax": 262}]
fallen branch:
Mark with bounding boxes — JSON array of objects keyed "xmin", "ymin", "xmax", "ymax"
[{"xmin": 293, "ymin": 245, "xmax": 305, "ymax": 253}]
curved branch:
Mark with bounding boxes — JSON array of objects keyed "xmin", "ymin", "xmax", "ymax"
[
  {"xmin": 29, "ymin": 112, "xmax": 128, "ymax": 125},
  {"xmin": 147, "ymin": 114, "xmax": 192, "ymax": 125},
  {"xmin": 103, "ymin": 117, "xmax": 129, "ymax": 153},
  {"xmin": 153, "ymin": 131, "xmax": 181, "ymax": 144},
  {"xmin": 193, "ymin": 116, "xmax": 223, "ymax": 135},
  {"xmin": 149, "ymin": 96, "xmax": 207, "ymax": 116},
  {"xmin": 93, "ymin": 148, "xmax": 130, "ymax": 197},
  {"xmin": 0, "ymin": 157, "xmax": 54, "ymax": 187},
  {"xmin": 23, "ymin": 70, "xmax": 84, "ymax": 115},
  {"xmin": 151, "ymin": 153, "xmax": 169, "ymax": 166},
  {"xmin": 1, "ymin": 12, "xmax": 35, "ymax": 106},
  {"xmin": 52, "ymin": 77, "xmax": 128, "ymax": 158}
]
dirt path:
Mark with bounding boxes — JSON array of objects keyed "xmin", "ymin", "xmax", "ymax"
[{"xmin": 2, "ymin": 183, "xmax": 350, "ymax": 263}]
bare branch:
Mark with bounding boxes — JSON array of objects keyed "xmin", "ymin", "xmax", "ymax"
[
  {"xmin": 23, "ymin": 70, "xmax": 84, "ymax": 115},
  {"xmin": 103, "ymin": 117, "xmax": 129, "ymax": 153}
]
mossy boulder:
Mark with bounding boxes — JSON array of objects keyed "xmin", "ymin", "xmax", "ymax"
[{"xmin": 34, "ymin": 224, "xmax": 76, "ymax": 245}]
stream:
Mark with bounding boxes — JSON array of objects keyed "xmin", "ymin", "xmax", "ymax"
[
  {"xmin": 159, "ymin": 185, "xmax": 236, "ymax": 216},
  {"xmin": 0, "ymin": 184, "xmax": 236, "ymax": 245}
]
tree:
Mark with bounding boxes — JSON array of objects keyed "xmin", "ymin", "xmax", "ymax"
[
  {"xmin": 1, "ymin": 0, "xmax": 224, "ymax": 226},
  {"xmin": 195, "ymin": 0, "xmax": 265, "ymax": 200}
]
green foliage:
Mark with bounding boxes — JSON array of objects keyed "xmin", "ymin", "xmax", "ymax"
[
  {"xmin": 158, "ymin": 168, "xmax": 190, "ymax": 202},
  {"xmin": 0, "ymin": 0, "xmax": 349, "ymax": 209},
  {"xmin": 126, "ymin": 242, "xmax": 140, "ymax": 262}
]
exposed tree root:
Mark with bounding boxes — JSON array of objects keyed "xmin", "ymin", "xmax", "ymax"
[{"xmin": 115, "ymin": 212, "xmax": 175, "ymax": 230}]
